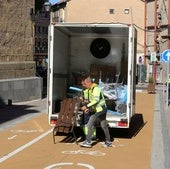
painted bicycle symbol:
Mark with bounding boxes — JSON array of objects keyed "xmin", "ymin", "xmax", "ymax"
[
  {"xmin": 44, "ymin": 162, "xmax": 95, "ymax": 169},
  {"xmin": 61, "ymin": 149, "xmax": 105, "ymax": 156}
]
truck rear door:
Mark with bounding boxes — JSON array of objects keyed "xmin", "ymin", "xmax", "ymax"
[
  {"xmin": 48, "ymin": 24, "xmax": 70, "ymax": 125},
  {"xmin": 127, "ymin": 25, "xmax": 137, "ymax": 121}
]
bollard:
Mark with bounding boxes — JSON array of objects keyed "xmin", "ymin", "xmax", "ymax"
[{"xmin": 8, "ymin": 99, "xmax": 12, "ymax": 106}]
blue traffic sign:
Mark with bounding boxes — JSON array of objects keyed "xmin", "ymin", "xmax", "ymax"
[{"xmin": 161, "ymin": 49, "xmax": 170, "ymax": 62}]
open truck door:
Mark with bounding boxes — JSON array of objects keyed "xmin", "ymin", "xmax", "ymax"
[
  {"xmin": 126, "ymin": 25, "xmax": 137, "ymax": 127},
  {"xmin": 48, "ymin": 24, "xmax": 70, "ymax": 125}
]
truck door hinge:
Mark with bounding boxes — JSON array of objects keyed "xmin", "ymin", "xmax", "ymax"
[
  {"xmin": 50, "ymin": 35, "xmax": 52, "ymax": 41},
  {"xmin": 129, "ymin": 70, "xmax": 132, "ymax": 76},
  {"xmin": 128, "ymin": 103, "xmax": 131, "ymax": 109}
]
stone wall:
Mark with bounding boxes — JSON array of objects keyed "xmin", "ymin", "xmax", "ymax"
[
  {"xmin": 0, "ymin": 0, "xmax": 43, "ymax": 103},
  {"xmin": 0, "ymin": 0, "xmax": 35, "ymax": 79},
  {"xmin": 0, "ymin": 77, "xmax": 43, "ymax": 104},
  {"xmin": 0, "ymin": 61, "xmax": 35, "ymax": 79}
]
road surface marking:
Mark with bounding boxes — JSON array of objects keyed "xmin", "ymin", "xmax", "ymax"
[
  {"xmin": 0, "ymin": 128, "xmax": 52, "ymax": 163},
  {"xmin": 61, "ymin": 150, "xmax": 105, "ymax": 156},
  {"xmin": 44, "ymin": 163, "xmax": 95, "ymax": 169},
  {"xmin": 10, "ymin": 129, "xmax": 43, "ymax": 133},
  {"xmin": 33, "ymin": 120, "xmax": 44, "ymax": 132},
  {"xmin": 8, "ymin": 135, "xmax": 17, "ymax": 140}
]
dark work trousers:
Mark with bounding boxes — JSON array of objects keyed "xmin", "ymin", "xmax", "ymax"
[{"xmin": 86, "ymin": 106, "xmax": 111, "ymax": 143}]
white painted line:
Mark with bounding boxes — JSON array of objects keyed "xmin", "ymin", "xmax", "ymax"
[
  {"xmin": 0, "ymin": 128, "xmax": 53, "ymax": 163},
  {"xmin": 8, "ymin": 135, "xmax": 17, "ymax": 140},
  {"xmin": 44, "ymin": 163, "xmax": 73, "ymax": 169},
  {"xmin": 44, "ymin": 163, "xmax": 95, "ymax": 169},
  {"xmin": 10, "ymin": 129, "xmax": 43, "ymax": 133},
  {"xmin": 33, "ymin": 121, "xmax": 44, "ymax": 132},
  {"xmin": 78, "ymin": 163, "xmax": 95, "ymax": 169},
  {"xmin": 61, "ymin": 150, "xmax": 105, "ymax": 156}
]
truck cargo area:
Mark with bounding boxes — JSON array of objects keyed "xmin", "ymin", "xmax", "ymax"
[{"xmin": 48, "ymin": 23, "xmax": 137, "ymax": 128}]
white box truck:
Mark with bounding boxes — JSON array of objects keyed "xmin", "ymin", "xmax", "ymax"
[{"xmin": 47, "ymin": 23, "xmax": 137, "ymax": 128}]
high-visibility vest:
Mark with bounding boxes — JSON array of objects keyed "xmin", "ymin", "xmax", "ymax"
[
  {"xmin": 83, "ymin": 89, "xmax": 88, "ymax": 99},
  {"xmin": 86, "ymin": 83, "xmax": 106, "ymax": 113}
]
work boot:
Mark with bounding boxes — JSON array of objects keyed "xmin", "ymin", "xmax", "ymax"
[{"xmin": 79, "ymin": 140, "xmax": 92, "ymax": 148}]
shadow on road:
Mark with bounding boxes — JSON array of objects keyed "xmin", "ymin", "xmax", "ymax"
[
  {"xmin": 109, "ymin": 113, "xmax": 146, "ymax": 139},
  {"xmin": 0, "ymin": 104, "xmax": 40, "ymax": 124},
  {"xmin": 52, "ymin": 113, "xmax": 145, "ymax": 144}
]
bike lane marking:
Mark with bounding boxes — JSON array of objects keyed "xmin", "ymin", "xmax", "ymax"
[
  {"xmin": 0, "ymin": 128, "xmax": 53, "ymax": 163},
  {"xmin": 8, "ymin": 135, "xmax": 17, "ymax": 140},
  {"xmin": 10, "ymin": 129, "xmax": 43, "ymax": 133},
  {"xmin": 44, "ymin": 163, "xmax": 95, "ymax": 169},
  {"xmin": 61, "ymin": 149, "xmax": 106, "ymax": 156}
]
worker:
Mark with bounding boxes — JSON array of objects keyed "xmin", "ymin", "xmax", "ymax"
[
  {"xmin": 79, "ymin": 75, "xmax": 112, "ymax": 148},
  {"xmin": 80, "ymin": 79, "xmax": 96, "ymax": 140}
]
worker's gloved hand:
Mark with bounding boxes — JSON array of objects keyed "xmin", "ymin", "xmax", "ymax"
[
  {"xmin": 79, "ymin": 96, "xmax": 82, "ymax": 100},
  {"xmin": 84, "ymin": 108, "xmax": 89, "ymax": 114},
  {"xmin": 80, "ymin": 100, "xmax": 88, "ymax": 107},
  {"xmin": 80, "ymin": 106, "xmax": 89, "ymax": 114},
  {"xmin": 80, "ymin": 105, "xmax": 87, "ymax": 111}
]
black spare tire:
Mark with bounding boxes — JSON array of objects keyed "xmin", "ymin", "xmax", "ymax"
[{"xmin": 90, "ymin": 38, "xmax": 111, "ymax": 59}]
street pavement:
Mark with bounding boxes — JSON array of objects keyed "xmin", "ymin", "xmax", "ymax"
[
  {"xmin": 0, "ymin": 98, "xmax": 47, "ymax": 131},
  {"xmin": 0, "ymin": 84, "xmax": 170, "ymax": 169},
  {"xmin": 137, "ymin": 83, "xmax": 170, "ymax": 169},
  {"xmin": 0, "ymin": 91, "xmax": 155, "ymax": 169},
  {"xmin": 151, "ymin": 85, "xmax": 170, "ymax": 169}
]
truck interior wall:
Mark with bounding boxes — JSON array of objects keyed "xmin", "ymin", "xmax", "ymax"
[
  {"xmin": 70, "ymin": 36, "xmax": 129, "ymax": 85},
  {"xmin": 51, "ymin": 27, "xmax": 130, "ymax": 113},
  {"xmin": 52, "ymin": 28, "xmax": 70, "ymax": 111}
]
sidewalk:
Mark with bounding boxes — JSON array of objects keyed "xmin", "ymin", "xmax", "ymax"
[
  {"xmin": 150, "ymin": 86, "xmax": 170, "ymax": 169},
  {"xmin": 0, "ymin": 98, "xmax": 47, "ymax": 131}
]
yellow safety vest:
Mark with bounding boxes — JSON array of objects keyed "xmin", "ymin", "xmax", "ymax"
[
  {"xmin": 83, "ymin": 89, "xmax": 89, "ymax": 100},
  {"xmin": 86, "ymin": 83, "xmax": 106, "ymax": 112}
]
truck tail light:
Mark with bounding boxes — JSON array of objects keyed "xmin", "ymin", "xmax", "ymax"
[
  {"xmin": 118, "ymin": 121, "xmax": 128, "ymax": 127},
  {"xmin": 50, "ymin": 119, "xmax": 57, "ymax": 125}
]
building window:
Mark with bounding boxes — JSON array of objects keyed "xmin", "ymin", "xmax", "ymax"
[
  {"xmin": 45, "ymin": 27, "xmax": 48, "ymax": 34},
  {"xmin": 38, "ymin": 26, "xmax": 41, "ymax": 33},
  {"xmin": 42, "ymin": 27, "xmax": 46, "ymax": 33},
  {"xmin": 109, "ymin": 9, "xmax": 115, "ymax": 14},
  {"xmin": 124, "ymin": 9, "xmax": 130, "ymax": 14}
]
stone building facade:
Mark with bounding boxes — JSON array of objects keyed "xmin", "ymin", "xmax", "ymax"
[
  {"xmin": 52, "ymin": 0, "xmax": 169, "ymax": 83},
  {"xmin": 34, "ymin": 10, "xmax": 49, "ymax": 67},
  {"xmin": 51, "ymin": 0, "xmax": 146, "ymax": 82},
  {"xmin": 0, "ymin": 0, "xmax": 42, "ymax": 104},
  {"xmin": 53, "ymin": 0, "xmax": 145, "ymax": 58},
  {"xmin": 0, "ymin": 0, "xmax": 35, "ymax": 79},
  {"xmin": 146, "ymin": 0, "xmax": 169, "ymax": 54},
  {"xmin": 145, "ymin": 0, "xmax": 170, "ymax": 83}
]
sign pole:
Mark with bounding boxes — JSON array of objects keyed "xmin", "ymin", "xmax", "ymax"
[
  {"xmin": 166, "ymin": 63, "xmax": 168, "ymax": 108},
  {"xmin": 167, "ymin": 63, "xmax": 170, "ymax": 108},
  {"xmin": 160, "ymin": 50, "xmax": 170, "ymax": 107},
  {"xmin": 140, "ymin": 63, "xmax": 142, "ymax": 82}
]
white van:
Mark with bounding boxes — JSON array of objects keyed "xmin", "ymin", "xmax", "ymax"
[{"xmin": 47, "ymin": 23, "xmax": 137, "ymax": 128}]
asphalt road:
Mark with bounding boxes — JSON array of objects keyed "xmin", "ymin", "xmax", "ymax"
[{"xmin": 0, "ymin": 92, "xmax": 155, "ymax": 169}]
